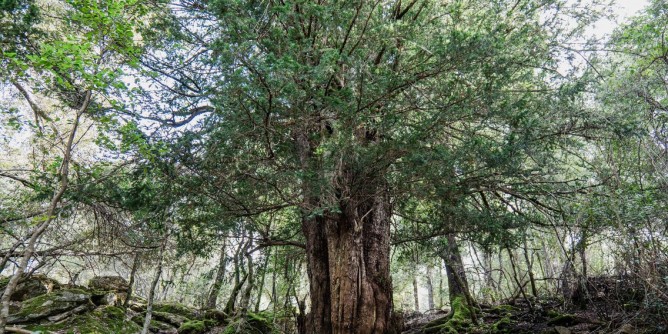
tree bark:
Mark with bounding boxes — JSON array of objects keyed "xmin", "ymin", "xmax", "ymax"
[
  {"xmin": 413, "ymin": 275, "xmax": 420, "ymax": 312},
  {"xmin": 439, "ymin": 234, "xmax": 477, "ymax": 324},
  {"xmin": 426, "ymin": 265, "xmax": 435, "ymax": 310},
  {"xmin": 124, "ymin": 253, "xmax": 141, "ymax": 308},
  {"xmin": 206, "ymin": 239, "xmax": 227, "ymax": 309},
  {"xmin": 142, "ymin": 238, "xmax": 167, "ymax": 334},
  {"xmin": 302, "ymin": 189, "xmax": 393, "ymax": 334}
]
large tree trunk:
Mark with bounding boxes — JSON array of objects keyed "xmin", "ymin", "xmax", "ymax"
[
  {"xmin": 302, "ymin": 190, "xmax": 393, "ymax": 334},
  {"xmin": 297, "ymin": 125, "xmax": 393, "ymax": 334}
]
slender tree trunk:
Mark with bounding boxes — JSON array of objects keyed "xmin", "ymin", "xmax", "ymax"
[
  {"xmin": 413, "ymin": 275, "xmax": 420, "ymax": 312},
  {"xmin": 124, "ymin": 253, "xmax": 141, "ymax": 308},
  {"xmin": 239, "ymin": 238, "xmax": 254, "ymax": 312},
  {"xmin": 0, "ymin": 93, "xmax": 90, "ymax": 334},
  {"xmin": 426, "ymin": 265, "xmax": 435, "ymax": 310},
  {"xmin": 438, "ymin": 266, "xmax": 444, "ymax": 308},
  {"xmin": 255, "ymin": 248, "xmax": 270, "ymax": 312},
  {"xmin": 207, "ymin": 239, "xmax": 227, "ymax": 309},
  {"xmin": 522, "ymin": 238, "xmax": 538, "ymax": 298},
  {"xmin": 142, "ymin": 238, "xmax": 167, "ymax": 334}
]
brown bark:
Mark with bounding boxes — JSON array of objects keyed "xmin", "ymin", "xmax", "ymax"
[
  {"xmin": 301, "ymin": 186, "xmax": 393, "ymax": 334},
  {"xmin": 440, "ymin": 234, "xmax": 477, "ymax": 324}
]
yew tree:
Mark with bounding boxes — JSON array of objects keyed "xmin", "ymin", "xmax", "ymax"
[{"xmin": 134, "ymin": 0, "xmax": 602, "ymax": 333}]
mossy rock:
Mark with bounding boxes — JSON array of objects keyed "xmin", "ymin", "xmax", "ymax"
[
  {"xmin": 153, "ymin": 310, "xmax": 189, "ymax": 327},
  {"xmin": 88, "ymin": 276, "xmax": 129, "ymax": 291},
  {"xmin": 491, "ymin": 316, "xmax": 512, "ymax": 333},
  {"xmin": 7, "ymin": 288, "xmax": 93, "ymax": 324},
  {"xmin": 179, "ymin": 320, "xmax": 212, "ymax": 334},
  {"xmin": 221, "ymin": 312, "xmax": 275, "ymax": 334},
  {"xmin": 201, "ymin": 308, "xmax": 228, "ymax": 324},
  {"xmin": 131, "ymin": 313, "xmax": 179, "ymax": 333},
  {"xmin": 153, "ymin": 302, "xmax": 196, "ymax": 319},
  {"xmin": 0, "ymin": 274, "xmax": 59, "ymax": 302},
  {"xmin": 26, "ymin": 305, "xmax": 142, "ymax": 334},
  {"xmin": 490, "ymin": 304, "xmax": 514, "ymax": 315}
]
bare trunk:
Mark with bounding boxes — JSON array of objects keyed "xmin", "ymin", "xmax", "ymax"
[
  {"xmin": 142, "ymin": 239, "xmax": 166, "ymax": 334},
  {"xmin": 255, "ymin": 249, "xmax": 270, "ymax": 312},
  {"xmin": 124, "ymin": 253, "xmax": 141, "ymax": 308},
  {"xmin": 413, "ymin": 276, "xmax": 420, "ymax": 312},
  {"xmin": 207, "ymin": 240, "xmax": 227, "ymax": 309},
  {"xmin": 426, "ymin": 265, "xmax": 435, "ymax": 310},
  {"xmin": 239, "ymin": 238, "xmax": 254, "ymax": 311}
]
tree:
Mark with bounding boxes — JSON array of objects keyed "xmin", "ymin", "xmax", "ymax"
[{"xmin": 129, "ymin": 1, "xmax": 606, "ymax": 333}]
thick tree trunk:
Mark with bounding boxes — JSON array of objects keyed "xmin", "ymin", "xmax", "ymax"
[{"xmin": 302, "ymin": 192, "xmax": 393, "ymax": 334}]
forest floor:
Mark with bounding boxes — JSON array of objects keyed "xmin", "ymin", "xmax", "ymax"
[{"xmin": 401, "ymin": 296, "xmax": 648, "ymax": 334}]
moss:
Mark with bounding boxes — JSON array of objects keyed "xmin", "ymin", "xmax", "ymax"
[
  {"xmin": 491, "ymin": 316, "xmax": 512, "ymax": 333},
  {"xmin": 9, "ymin": 289, "xmax": 92, "ymax": 323},
  {"xmin": 220, "ymin": 312, "xmax": 275, "ymax": 334},
  {"xmin": 179, "ymin": 320, "xmax": 209, "ymax": 334},
  {"xmin": 492, "ymin": 304, "xmax": 514, "ymax": 314},
  {"xmin": 421, "ymin": 296, "xmax": 473, "ymax": 334},
  {"xmin": 153, "ymin": 302, "xmax": 195, "ymax": 319},
  {"xmin": 26, "ymin": 306, "xmax": 141, "ymax": 334}
]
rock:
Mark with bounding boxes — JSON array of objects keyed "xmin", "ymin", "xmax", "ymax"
[
  {"xmin": 547, "ymin": 313, "xmax": 577, "ymax": 326},
  {"xmin": 0, "ymin": 274, "xmax": 59, "ymax": 302},
  {"xmin": 91, "ymin": 290, "xmax": 123, "ymax": 306},
  {"xmin": 153, "ymin": 302, "xmax": 197, "ymax": 319},
  {"xmin": 555, "ymin": 326, "xmax": 571, "ymax": 334},
  {"xmin": 25, "ymin": 306, "xmax": 142, "ymax": 333},
  {"xmin": 88, "ymin": 276, "xmax": 129, "ymax": 306},
  {"xmin": 7, "ymin": 288, "xmax": 93, "ymax": 324},
  {"xmin": 153, "ymin": 310, "xmax": 188, "ymax": 327},
  {"xmin": 178, "ymin": 320, "xmax": 210, "ymax": 334},
  {"xmin": 88, "ymin": 276, "xmax": 129, "ymax": 291},
  {"xmin": 131, "ymin": 314, "xmax": 178, "ymax": 334}
]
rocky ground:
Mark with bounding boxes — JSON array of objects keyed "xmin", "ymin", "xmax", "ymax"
[
  {"xmin": 1, "ymin": 275, "xmax": 662, "ymax": 334},
  {"xmin": 1, "ymin": 275, "xmax": 273, "ymax": 334}
]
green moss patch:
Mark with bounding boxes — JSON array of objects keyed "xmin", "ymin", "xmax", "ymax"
[
  {"xmin": 7, "ymin": 289, "xmax": 93, "ymax": 324},
  {"xmin": 153, "ymin": 302, "xmax": 196, "ymax": 319},
  {"xmin": 421, "ymin": 296, "xmax": 474, "ymax": 334},
  {"xmin": 26, "ymin": 306, "xmax": 141, "ymax": 334}
]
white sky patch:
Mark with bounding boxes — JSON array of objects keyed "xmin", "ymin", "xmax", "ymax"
[{"xmin": 590, "ymin": 0, "xmax": 649, "ymax": 39}]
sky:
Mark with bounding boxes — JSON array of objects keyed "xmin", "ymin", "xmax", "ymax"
[{"xmin": 594, "ymin": 0, "xmax": 650, "ymax": 38}]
